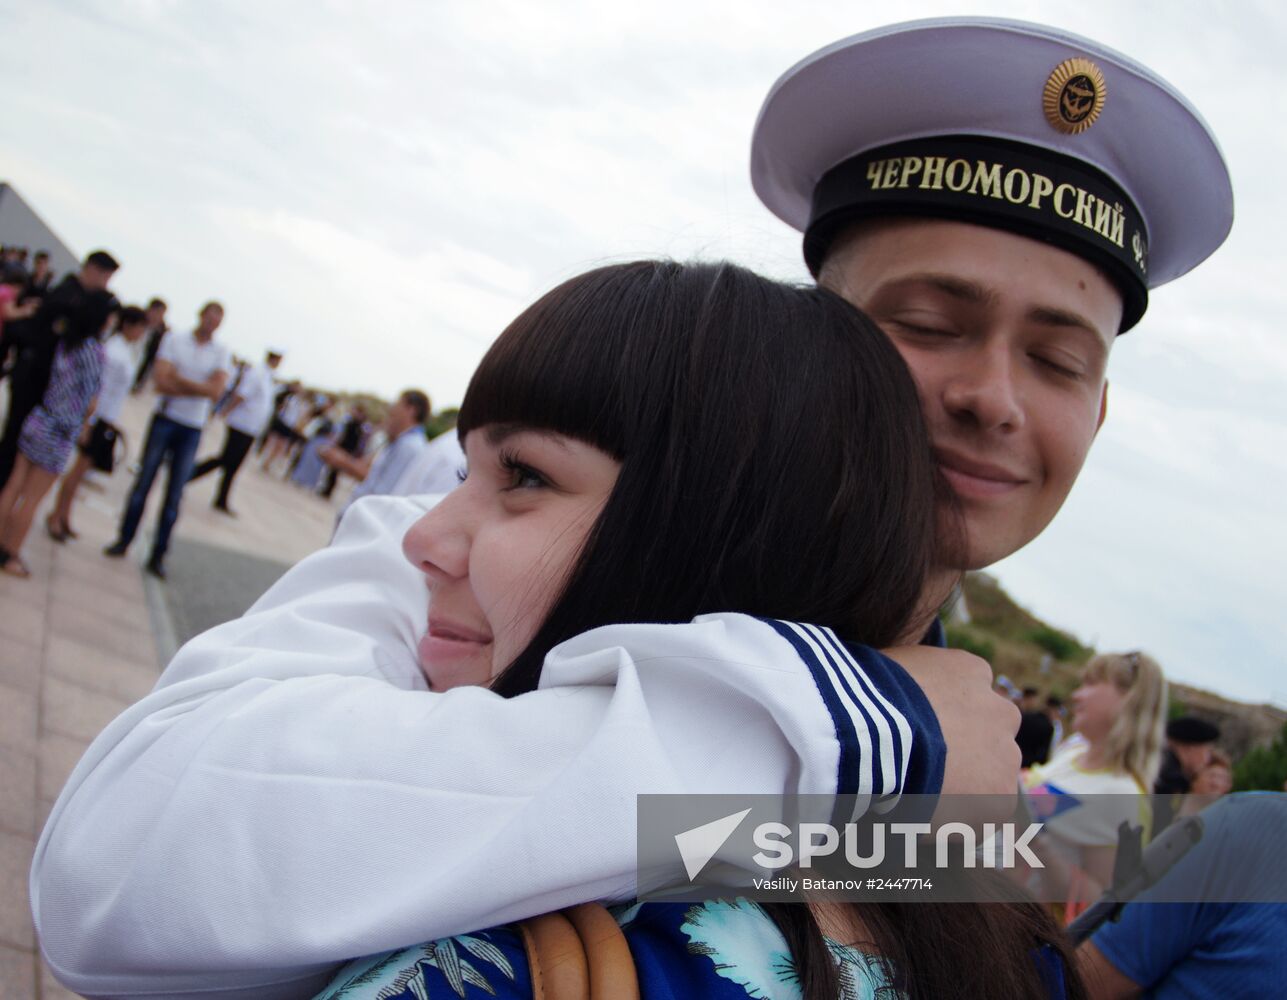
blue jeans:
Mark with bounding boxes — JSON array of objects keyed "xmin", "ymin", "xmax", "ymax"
[{"xmin": 117, "ymin": 413, "xmax": 202, "ymax": 559}]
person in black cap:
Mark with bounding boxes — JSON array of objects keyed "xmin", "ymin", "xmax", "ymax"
[
  {"xmin": 1154, "ymin": 715, "xmax": 1221, "ymax": 832},
  {"xmin": 1156, "ymin": 716, "xmax": 1222, "ymax": 795}
]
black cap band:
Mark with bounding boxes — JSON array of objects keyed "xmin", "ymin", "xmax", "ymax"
[{"xmin": 805, "ymin": 136, "xmax": 1151, "ymax": 332}]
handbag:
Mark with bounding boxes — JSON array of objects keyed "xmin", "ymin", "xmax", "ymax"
[
  {"xmin": 516, "ymin": 903, "xmax": 639, "ymax": 1000},
  {"xmin": 86, "ymin": 419, "xmax": 120, "ymax": 473}
]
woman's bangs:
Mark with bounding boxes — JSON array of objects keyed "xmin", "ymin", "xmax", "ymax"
[{"xmin": 457, "ymin": 266, "xmax": 663, "ymax": 459}]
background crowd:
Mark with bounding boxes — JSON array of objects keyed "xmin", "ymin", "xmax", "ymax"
[{"xmin": 0, "ymin": 242, "xmax": 463, "ymax": 580}]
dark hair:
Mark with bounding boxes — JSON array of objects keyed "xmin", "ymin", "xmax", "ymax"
[
  {"xmin": 459, "ymin": 260, "xmax": 1081, "ymax": 999},
  {"xmin": 147, "ymin": 297, "xmax": 167, "ymax": 310},
  {"xmin": 460, "ymin": 260, "xmax": 943, "ymax": 693},
  {"xmin": 61, "ymin": 289, "xmax": 119, "ymax": 348},
  {"xmin": 84, "ymin": 250, "xmax": 119, "ymax": 272},
  {"xmin": 34, "ymin": 250, "xmax": 49, "ymax": 263},
  {"xmin": 399, "ymin": 389, "xmax": 431, "ymax": 425},
  {"xmin": 118, "ymin": 305, "xmax": 148, "ymax": 328},
  {"xmin": 199, "ymin": 300, "xmax": 224, "ymax": 317}
]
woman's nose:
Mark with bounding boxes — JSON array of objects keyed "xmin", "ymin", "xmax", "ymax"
[{"xmin": 401, "ymin": 495, "xmax": 471, "ymax": 580}]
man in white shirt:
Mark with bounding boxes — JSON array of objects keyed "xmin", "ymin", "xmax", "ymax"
[
  {"xmin": 189, "ymin": 348, "xmax": 282, "ymax": 515},
  {"xmin": 323, "ymin": 388, "xmax": 429, "ymax": 520},
  {"xmin": 104, "ymin": 300, "xmax": 231, "ymax": 579},
  {"xmin": 390, "ymin": 423, "xmax": 465, "ymax": 498}
]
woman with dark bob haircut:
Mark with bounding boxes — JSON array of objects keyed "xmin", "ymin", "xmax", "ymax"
[
  {"xmin": 35, "ymin": 261, "xmax": 1038, "ymax": 1000},
  {"xmin": 311, "ymin": 261, "xmax": 1080, "ymax": 1000}
]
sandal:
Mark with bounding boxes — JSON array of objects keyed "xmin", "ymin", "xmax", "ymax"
[
  {"xmin": 1, "ymin": 555, "xmax": 31, "ymax": 578},
  {"xmin": 45, "ymin": 516, "xmax": 69, "ymax": 543}
]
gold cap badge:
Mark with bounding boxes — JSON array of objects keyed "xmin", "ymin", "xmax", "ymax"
[{"xmin": 1043, "ymin": 58, "xmax": 1107, "ymax": 134}]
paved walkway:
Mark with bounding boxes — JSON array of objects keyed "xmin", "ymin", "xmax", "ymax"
[{"xmin": 0, "ymin": 386, "xmax": 336, "ymax": 998}]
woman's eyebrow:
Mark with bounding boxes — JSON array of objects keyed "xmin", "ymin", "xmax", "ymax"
[{"xmin": 483, "ymin": 424, "xmax": 573, "ymax": 450}]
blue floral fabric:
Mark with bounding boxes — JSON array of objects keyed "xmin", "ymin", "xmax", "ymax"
[{"xmin": 314, "ymin": 899, "xmax": 900, "ymax": 1000}]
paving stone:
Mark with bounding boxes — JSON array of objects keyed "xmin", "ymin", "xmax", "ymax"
[
  {"xmin": 0, "ymin": 942, "xmax": 35, "ymax": 1000},
  {"xmin": 0, "ymin": 634, "xmax": 41, "ymax": 696},
  {"xmin": 0, "ymin": 683, "xmax": 37, "ymax": 755},
  {"xmin": 0, "ymin": 831, "xmax": 35, "ymax": 950},
  {"xmin": 42, "ymin": 606, "xmax": 154, "ymax": 668},
  {"xmin": 44, "ymin": 635, "xmax": 159, "ymax": 703},
  {"xmin": 0, "ymin": 750, "xmax": 36, "ymax": 838},
  {"xmin": 41, "ymin": 959, "xmax": 82, "ymax": 999},
  {"xmin": 36, "ymin": 735, "xmax": 87, "ymax": 803},
  {"xmin": 46, "ymin": 572, "xmax": 151, "ymax": 630},
  {"xmin": 0, "ymin": 592, "xmax": 46, "ymax": 645},
  {"xmin": 40, "ymin": 678, "xmax": 130, "ymax": 746}
]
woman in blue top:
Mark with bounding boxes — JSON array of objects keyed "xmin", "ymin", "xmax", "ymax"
[{"xmin": 315, "ymin": 261, "xmax": 1081, "ymax": 1000}]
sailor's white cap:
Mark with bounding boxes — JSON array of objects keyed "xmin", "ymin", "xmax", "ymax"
[{"xmin": 750, "ymin": 17, "xmax": 1234, "ymax": 331}]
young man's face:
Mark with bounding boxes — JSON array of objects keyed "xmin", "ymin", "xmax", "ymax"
[
  {"xmin": 81, "ymin": 264, "xmax": 115, "ymax": 292},
  {"xmin": 385, "ymin": 397, "xmax": 416, "ymax": 436},
  {"xmin": 196, "ymin": 305, "xmax": 224, "ymax": 336},
  {"xmin": 823, "ymin": 218, "xmax": 1121, "ymax": 569}
]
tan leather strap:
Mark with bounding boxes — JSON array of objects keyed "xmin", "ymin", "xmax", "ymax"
[
  {"xmin": 518, "ymin": 903, "xmax": 639, "ymax": 1000},
  {"xmin": 564, "ymin": 903, "xmax": 640, "ymax": 1000}
]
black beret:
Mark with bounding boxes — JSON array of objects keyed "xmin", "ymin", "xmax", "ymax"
[{"xmin": 1166, "ymin": 716, "xmax": 1220, "ymax": 744}]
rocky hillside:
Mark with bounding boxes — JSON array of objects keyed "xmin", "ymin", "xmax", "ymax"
[{"xmin": 947, "ymin": 573, "xmax": 1286, "ymax": 761}]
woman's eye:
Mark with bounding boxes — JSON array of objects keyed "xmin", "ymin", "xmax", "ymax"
[{"xmin": 499, "ymin": 454, "xmax": 548, "ymax": 490}]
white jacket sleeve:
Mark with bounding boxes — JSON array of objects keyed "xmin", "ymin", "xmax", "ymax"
[{"xmin": 30, "ymin": 495, "xmax": 944, "ymax": 1000}]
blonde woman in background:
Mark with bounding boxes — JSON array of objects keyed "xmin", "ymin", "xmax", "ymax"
[{"xmin": 1024, "ymin": 652, "xmax": 1168, "ymax": 921}]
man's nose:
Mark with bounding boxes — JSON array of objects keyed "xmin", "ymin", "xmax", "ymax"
[{"xmin": 940, "ymin": 345, "xmax": 1025, "ymax": 433}]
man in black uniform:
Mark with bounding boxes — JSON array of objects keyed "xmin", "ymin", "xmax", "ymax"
[
  {"xmin": 131, "ymin": 297, "xmax": 169, "ymax": 393},
  {"xmin": 319, "ymin": 402, "xmax": 368, "ymax": 498},
  {"xmin": 0, "ymin": 250, "xmax": 119, "ymax": 491}
]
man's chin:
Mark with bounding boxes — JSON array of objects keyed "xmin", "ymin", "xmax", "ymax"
[{"xmin": 954, "ymin": 526, "xmax": 1037, "ymax": 572}]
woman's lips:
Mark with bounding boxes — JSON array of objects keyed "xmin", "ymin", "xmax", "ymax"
[
  {"xmin": 426, "ymin": 618, "xmax": 491, "ymax": 643},
  {"xmin": 419, "ymin": 620, "xmax": 492, "ymax": 670}
]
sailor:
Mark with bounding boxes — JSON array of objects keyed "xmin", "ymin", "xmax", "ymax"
[
  {"xmin": 32, "ymin": 18, "xmax": 1233, "ymax": 999},
  {"xmin": 750, "ymin": 15, "xmax": 1231, "ymax": 572}
]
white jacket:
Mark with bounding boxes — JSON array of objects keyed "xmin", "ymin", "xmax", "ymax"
[{"xmin": 31, "ymin": 495, "xmax": 944, "ymax": 999}]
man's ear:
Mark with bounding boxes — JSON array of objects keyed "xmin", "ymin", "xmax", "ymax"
[{"xmin": 1096, "ymin": 380, "xmax": 1110, "ymax": 434}]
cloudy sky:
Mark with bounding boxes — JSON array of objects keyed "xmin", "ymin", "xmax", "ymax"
[{"xmin": 2, "ymin": 0, "xmax": 1284, "ymax": 705}]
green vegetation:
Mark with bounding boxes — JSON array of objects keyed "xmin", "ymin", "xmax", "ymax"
[
  {"xmin": 1233, "ymin": 722, "xmax": 1287, "ymax": 791},
  {"xmin": 944, "ymin": 624, "xmax": 995, "ymax": 663},
  {"xmin": 424, "ymin": 406, "xmax": 460, "ymax": 440},
  {"xmin": 1024, "ymin": 624, "xmax": 1088, "ymax": 662}
]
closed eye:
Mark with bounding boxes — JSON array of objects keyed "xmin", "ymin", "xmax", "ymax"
[
  {"xmin": 890, "ymin": 319, "xmax": 959, "ymax": 338},
  {"xmin": 1032, "ymin": 354, "xmax": 1083, "ymax": 379}
]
